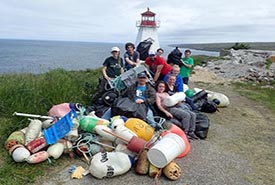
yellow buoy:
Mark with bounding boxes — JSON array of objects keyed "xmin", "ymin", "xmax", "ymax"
[{"xmin": 124, "ymin": 118, "xmax": 154, "ymax": 141}]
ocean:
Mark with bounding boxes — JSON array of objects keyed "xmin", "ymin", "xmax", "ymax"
[{"xmin": 0, "ymin": 39, "xmax": 219, "ymax": 74}]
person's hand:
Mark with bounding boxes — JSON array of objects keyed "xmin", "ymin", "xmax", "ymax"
[
  {"xmin": 135, "ymin": 99, "xmax": 144, "ymax": 104},
  {"xmin": 165, "ymin": 111, "xmax": 173, "ymax": 118}
]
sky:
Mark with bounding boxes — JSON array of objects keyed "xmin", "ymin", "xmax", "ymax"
[{"xmin": 0, "ymin": 0, "xmax": 275, "ymax": 44}]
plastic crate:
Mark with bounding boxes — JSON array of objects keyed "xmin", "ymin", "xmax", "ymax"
[{"xmin": 44, "ymin": 110, "xmax": 77, "ymax": 144}]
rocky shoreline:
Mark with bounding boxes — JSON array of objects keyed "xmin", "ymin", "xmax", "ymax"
[{"xmin": 195, "ymin": 49, "xmax": 275, "ymax": 86}]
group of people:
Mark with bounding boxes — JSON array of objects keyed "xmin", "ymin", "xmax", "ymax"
[{"xmin": 96, "ymin": 42, "xmax": 199, "ymax": 140}]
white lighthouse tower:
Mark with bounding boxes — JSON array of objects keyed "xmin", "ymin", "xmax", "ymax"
[{"xmin": 135, "ymin": 8, "xmax": 160, "ymax": 52}]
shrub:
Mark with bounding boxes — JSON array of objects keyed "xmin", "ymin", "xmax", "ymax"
[{"xmin": 230, "ymin": 42, "xmax": 251, "ymax": 50}]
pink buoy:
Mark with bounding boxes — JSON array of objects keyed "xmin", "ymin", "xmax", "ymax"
[
  {"xmin": 101, "ymin": 129, "xmax": 146, "ymax": 153},
  {"xmin": 127, "ymin": 136, "xmax": 146, "ymax": 153},
  {"xmin": 162, "ymin": 124, "xmax": 190, "ymax": 158}
]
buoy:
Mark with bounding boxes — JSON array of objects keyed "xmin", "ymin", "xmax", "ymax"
[
  {"xmin": 25, "ymin": 119, "xmax": 43, "ymax": 145},
  {"xmin": 94, "ymin": 125, "xmax": 117, "ymax": 142},
  {"xmin": 5, "ymin": 131, "xmax": 25, "ymax": 146},
  {"xmin": 127, "ymin": 136, "xmax": 147, "ymax": 153},
  {"xmin": 163, "ymin": 161, "xmax": 181, "ymax": 180},
  {"xmin": 124, "ymin": 118, "xmax": 154, "ymax": 141},
  {"xmin": 112, "ymin": 124, "xmax": 137, "ymax": 142},
  {"xmin": 79, "ymin": 116, "xmax": 108, "ymax": 133},
  {"xmin": 26, "ymin": 151, "xmax": 49, "ymax": 164},
  {"xmin": 135, "ymin": 149, "xmax": 149, "ymax": 175},
  {"xmin": 163, "ymin": 92, "xmax": 186, "ymax": 107},
  {"xmin": 89, "ymin": 152, "xmax": 132, "ymax": 179},
  {"xmin": 11, "ymin": 145, "xmax": 31, "ymax": 162},
  {"xmin": 47, "ymin": 142, "xmax": 65, "ymax": 159},
  {"xmin": 26, "ymin": 137, "xmax": 48, "ymax": 154}
]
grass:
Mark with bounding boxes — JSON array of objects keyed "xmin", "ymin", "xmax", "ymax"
[
  {"xmin": 192, "ymin": 55, "xmax": 226, "ymax": 66},
  {"xmin": 233, "ymin": 82, "xmax": 275, "ymax": 112},
  {"xmin": 265, "ymin": 58, "xmax": 273, "ymax": 70},
  {"xmin": 0, "ymin": 68, "xmax": 101, "ymax": 185}
]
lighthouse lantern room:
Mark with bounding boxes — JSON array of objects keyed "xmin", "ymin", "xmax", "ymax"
[{"xmin": 135, "ymin": 8, "xmax": 160, "ymax": 52}]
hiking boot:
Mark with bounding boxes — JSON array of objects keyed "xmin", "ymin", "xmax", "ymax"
[{"xmin": 187, "ymin": 132, "xmax": 200, "ymax": 140}]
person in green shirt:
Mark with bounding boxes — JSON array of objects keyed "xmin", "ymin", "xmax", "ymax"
[{"xmin": 180, "ymin": 49, "xmax": 194, "ymax": 85}]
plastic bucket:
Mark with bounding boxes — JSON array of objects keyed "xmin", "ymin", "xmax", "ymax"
[
  {"xmin": 147, "ymin": 133, "xmax": 185, "ymax": 168},
  {"xmin": 124, "ymin": 118, "xmax": 155, "ymax": 141},
  {"xmin": 162, "ymin": 124, "xmax": 190, "ymax": 158}
]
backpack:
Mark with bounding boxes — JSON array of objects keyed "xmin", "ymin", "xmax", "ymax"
[
  {"xmin": 192, "ymin": 90, "xmax": 218, "ymax": 113},
  {"xmin": 195, "ymin": 112, "xmax": 210, "ymax": 139},
  {"xmin": 136, "ymin": 39, "xmax": 153, "ymax": 60},
  {"xmin": 200, "ymin": 100, "xmax": 218, "ymax": 113},
  {"xmin": 167, "ymin": 47, "xmax": 183, "ymax": 67}
]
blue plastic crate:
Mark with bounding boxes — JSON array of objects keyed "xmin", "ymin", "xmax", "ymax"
[{"xmin": 44, "ymin": 110, "xmax": 77, "ymax": 144}]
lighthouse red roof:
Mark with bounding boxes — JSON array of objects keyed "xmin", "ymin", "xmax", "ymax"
[{"xmin": 141, "ymin": 8, "xmax": 155, "ymax": 16}]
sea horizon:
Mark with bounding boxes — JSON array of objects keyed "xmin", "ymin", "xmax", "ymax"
[{"xmin": 0, "ymin": 38, "xmax": 219, "ymax": 74}]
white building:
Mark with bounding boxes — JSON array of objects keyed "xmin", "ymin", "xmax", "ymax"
[{"xmin": 135, "ymin": 8, "xmax": 160, "ymax": 52}]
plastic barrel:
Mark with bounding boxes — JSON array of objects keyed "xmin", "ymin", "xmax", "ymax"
[
  {"xmin": 147, "ymin": 133, "xmax": 185, "ymax": 168},
  {"xmin": 162, "ymin": 124, "xmax": 190, "ymax": 158}
]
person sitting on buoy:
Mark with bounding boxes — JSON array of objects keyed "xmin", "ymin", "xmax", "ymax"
[
  {"xmin": 155, "ymin": 81, "xmax": 199, "ymax": 140},
  {"xmin": 101, "ymin": 72, "xmax": 156, "ymax": 128}
]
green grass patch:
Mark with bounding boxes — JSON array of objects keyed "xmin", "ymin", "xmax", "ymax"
[
  {"xmin": 233, "ymin": 82, "xmax": 275, "ymax": 112},
  {"xmin": 0, "ymin": 68, "xmax": 102, "ymax": 185},
  {"xmin": 265, "ymin": 58, "xmax": 272, "ymax": 70},
  {"xmin": 192, "ymin": 55, "xmax": 225, "ymax": 66}
]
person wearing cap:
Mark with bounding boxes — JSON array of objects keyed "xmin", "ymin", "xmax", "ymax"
[
  {"xmin": 91, "ymin": 47, "xmax": 124, "ymax": 104},
  {"xmin": 122, "ymin": 72, "xmax": 156, "ymax": 127},
  {"xmin": 101, "ymin": 72, "xmax": 156, "ymax": 128},
  {"xmin": 102, "ymin": 46, "xmax": 124, "ymax": 81},
  {"xmin": 145, "ymin": 50, "xmax": 172, "ymax": 82},
  {"xmin": 124, "ymin": 42, "xmax": 140, "ymax": 70}
]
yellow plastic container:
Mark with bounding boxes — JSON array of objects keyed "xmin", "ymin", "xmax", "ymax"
[{"xmin": 124, "ymin": 118, "xmax": 154, "ymax": 141}]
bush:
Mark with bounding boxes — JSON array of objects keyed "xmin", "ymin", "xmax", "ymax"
[{"xmin": 230, "ymin": 42, "xmax": 251, "ymax": 50}]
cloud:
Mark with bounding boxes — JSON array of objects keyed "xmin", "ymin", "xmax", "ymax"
[{"xmin": 0, "ymin": 0, "xmax": 275, "ymax": 43}]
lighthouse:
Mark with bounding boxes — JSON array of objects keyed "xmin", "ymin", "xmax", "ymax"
[{"xmin": 135, "ymin": 8, "xmax": 160, "ymax": 52}]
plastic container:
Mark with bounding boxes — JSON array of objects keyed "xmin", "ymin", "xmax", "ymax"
[
  {"xmin": 147, "ymin": 133, "xmax": 185, "ymax": 168},
  {"xmin": 44, "ymin": 110, "xmax": 77, "ymax": 144},
  {"xmin": 79, "ymin": 116, "xmax": 109, "ymax": 133},
  {"xmin": 124, "ymin": 118, "xmax": 155, "ymax": 141},
  {"xmin": 162, "ymin": 124, "xmax": 190, "ymax": 158}
]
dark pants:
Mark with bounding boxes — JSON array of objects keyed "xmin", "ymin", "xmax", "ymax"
[{"xmin": 182, "ymin": 77, "xmax": 189, "ymax": 85}]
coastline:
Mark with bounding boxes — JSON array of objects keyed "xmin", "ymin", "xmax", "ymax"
[{"xmin": 170, "ymin": 42, "xmax": 275, "ymax": 52}]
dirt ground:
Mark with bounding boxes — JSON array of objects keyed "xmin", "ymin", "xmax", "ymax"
[{"xmin": 33, "ymin": 69, "xmax": 275, "ymax": 185}]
